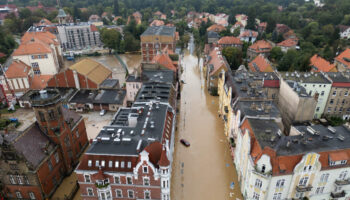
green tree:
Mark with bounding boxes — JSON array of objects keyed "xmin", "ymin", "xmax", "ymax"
[
  {"xmin": 222, "ymin": 47, "xmax": 243, "ymax": 70},
  {"xmin": 246, "ymin": 8, "xmax": 256, "ymax": 30},
  {"xmin": 269, "ymin": 47, "xmax": 284, "ymax": 62},
  {"xmin": 100, "ymin": 28, "xmax": 122, "ymax": 53},
  {"xmin": 278, "ymin": 49, "xmax": 298, "ymax": 71},
  {"xmin": 114, "ymin": 0, "xmax": 119, "ymax": 16}
]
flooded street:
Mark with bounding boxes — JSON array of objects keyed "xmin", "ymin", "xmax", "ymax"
[
  {"xmin": 63, "ymin": 54, "xmax": 141, "ymax": 84},
  {"xmin": 171, "ymin": 51, "xmax": 242, "ymax": 199}
]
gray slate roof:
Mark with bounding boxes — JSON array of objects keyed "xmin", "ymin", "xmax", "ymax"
[{"xmin": 141, "ymin": 26, "xmax": 176, "ymax": 37}]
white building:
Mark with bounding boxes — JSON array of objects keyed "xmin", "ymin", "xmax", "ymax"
[
  {"xmin": 12, "ymin": 31, "xmax": 62, "ymax": 75},
  {"xmin": 234, "ymin": 117, "xmax": 350, "ymax": 200}
]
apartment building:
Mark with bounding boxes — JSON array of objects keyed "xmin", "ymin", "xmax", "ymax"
[
  {"xmin": 75, "ymin": 82, "xmax": 177, "ymax": 200},
  {"xmin": 335, "ymin": 49, "xmax": 350, "ymax": 72},
  {"xmin": 0, "ymin": 89, "xmax": 88, "ymax": 199},
  {"xmin": 280, "ymin": 72, "xmax": 332, "ymax": 119},
  {"xmin": 247, "ymin": 40, "xmax": 272, "ymax": 61},
  {"xmin": 324, "ymin": 72, "xmax": 350, "ymax": 120},
  {"xmin": 235, "ymin": 118, "xmax": 350, "ymax": 200},
  {"xmin": 141, "ymin": 26, "xmax": 176, "ymax": 63},
  {"xmin": 57, "ymin": 23, "xmax": 102, "ymax": 52}
]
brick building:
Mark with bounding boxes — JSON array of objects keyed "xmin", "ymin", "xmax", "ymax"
[
  {"xmin": 0, "ymin": 89, "xmax": 88, "ymax": 199},
  {"xmin": 75, "ymin": 83, "xmax": 176, "ymax": 200},
  {"xmin": 47, "ymin": 58, "xmax": 112, "ymax": 89},
  {"xmin": 141, "ymin": 26, "xmax": 176, "ymax": 63}
]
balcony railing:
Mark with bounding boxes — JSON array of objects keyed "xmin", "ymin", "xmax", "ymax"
[
  {"xmin": 335, "ymin": 179, "xmax": 350, "ymax": 186},
  {"xmin": 296, "ymin": 185, "xmax": 313, "ymax": 192},
  {"xmin": 331, "ymin": 190, "xmax": 346, "ymax": 198}
]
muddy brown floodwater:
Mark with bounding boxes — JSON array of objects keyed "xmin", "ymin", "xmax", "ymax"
[
  {"xmin": 63, "ymin": 54, "xmax": 142, "ymax": 84},
  {"xmin": 171, "ymin": 52, "xmax": 243, "ymax": 200}
]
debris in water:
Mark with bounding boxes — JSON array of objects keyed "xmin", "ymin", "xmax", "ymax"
[{"xmin": 230, "ymin": 182, "xmax": 235, "ymax": 190}]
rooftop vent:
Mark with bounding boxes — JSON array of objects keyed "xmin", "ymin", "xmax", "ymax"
[
  {"xmin": 122, "ymin": 138, "xmax": 132, "ymax": 142},
  {"xmin": 327, "ymin": 126, "xmax": 336, "ymax": 134},
  {"xmin": 338, "ymin": 135, "xmax": 345, "ymax": 141},
  {"xmin": 307, "ymin": 126, "xmax": 319, "ymax": 135}
]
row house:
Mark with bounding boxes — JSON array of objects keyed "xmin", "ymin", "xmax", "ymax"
[
  {"xmin": 279, "ymin": 71, "xmax": 332, "ymax": 119},
  {"xmin": 204, "ymin": 48, "xmax": 229, "ymax": 95},
  {"xmin": 12, "ymin": 31, "xmax": 62, "ymax": 75},
  {"xmin": 75, "ymin": 83, "xmax": 177, "ymax": 200},
  {"xmin": 0, "ymin": 89, "xmax": 88, "ymax": 199},
  {"xmin": 324, "ymin": 72, "xmax": 350, "ymax": 120},
  {"xmin": 335, "ymin": 48, "xmax": 350, "ymax": 72},
  {"xmin": 235, "ymin": 117, "xmax": 350, "ymax": 200},
  {"xmin": 140, "ymin": 26, "xmax": 176, "ymax": 63},
  {"xmin": 247, "ymin": 40, "xmax": 273, "ymax": 61},
  {"xmin": 217, "ymin": 68, "xmax": 280, "ymax": 140}
]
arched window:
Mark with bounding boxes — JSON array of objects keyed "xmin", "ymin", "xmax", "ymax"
[
  {"xmin": 339, "ymin": 171, "xmax": 348, "ymax": 180},
  {"xmin": 261, "ymin": 164, "xmax": 266, "ymax": 173},
  {"xmin": 299, "ymin": 177, "xmax": 309, "ymax": 186}
]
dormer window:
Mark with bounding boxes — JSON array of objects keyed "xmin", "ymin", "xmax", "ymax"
[
  {"xmin": 261, "ymin": 164, "xmax": 266, "ymax": 173},
  {"xmin": 96, "ymin": 178, "xmax": 109, "ymax": 187},
  {"xmin": 143, "ymin": 166, "xmax": 148, "ymax": 173}
]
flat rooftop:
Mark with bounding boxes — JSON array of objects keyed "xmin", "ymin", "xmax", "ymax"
[
  {"xmin": 135, "ymin": 82, "xmax": 173, "ymax": 103},
  {"xmin": 280, "ymin": 71, "xmax": 331, "ymax": 84},
  {"xmin": 86, "ymin": 101, "xmax": 173, "ymax": 155},
  {"xmin": 141, "ymin": 26, "xmax": 176, "ymax": 37},
  {"xmin": 325, "ymin": 72, "xmax": 350, "ymax": 83},
  {"xmin": 235, "ymin": 100, "xmax": 281, "ymax": 119},
  {"xmin": 69, "ymin": 89, "xmax": 126, "ymax": 105}
]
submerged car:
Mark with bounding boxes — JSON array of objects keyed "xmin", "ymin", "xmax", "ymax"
[
  {"xmin": 180, "ymin": 139, "xmax": 190, "ymax": 147},
  {"xmin": 100, "ymin": 109, "xmax": 106, "ymax": 116}
]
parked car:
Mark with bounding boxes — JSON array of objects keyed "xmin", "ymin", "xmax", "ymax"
[
  {"xmin": 100, "ymin": 109, "xmax": 106, "ymax": 116},
  {"xmin": 180, "ymin": 139, "xmax": 190, "ymax": 147}
]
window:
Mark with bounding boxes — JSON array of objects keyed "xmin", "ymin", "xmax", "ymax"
[
  {"xmin": 115, "ymin": 161, "xmax": 119, "ymax": 168},
  {"xmin": 54, "ymin": 152, "xmax": 59, "ymax": 163},
  {"xmin": 16, "ymin": 175, "xmax": 23, "ymax": 184},
  {"xmin": 316, "ymin": 107, "xmax": 320, "ymax": 112},
  {"xmin": 64, "ymin": 136, "xmax": 70, "ymax": 147},
  {"xmin": 341, "ymin": 160, "xmax": 347, "ymax": 165},
  {"xmin": 144, "ymin": 190, "xmax": 151, "ymax": 199},
  {"xmin": 23, "ymin": 176, "xmax": 29, "ymax": 184},
  {"xmin": 75, "ymin": 130, "xmax": 79, "ymax": 138},
  {"xmin": 315, "ymin": 186, "xmax": 324, "ymax": 194},
  {"xmin": 16, "ymin": 191, "xmax": 22, "ymax": 198},
  {"xmin": 28, "ymin": 192, "xmax": 36, "ymax": 199},
  {"xmin": 328, "ymin": 107, "xmax": 331, "ymax": 113},
  {"xmin": 9, "ymin": 175, "xmax": 15, "ymax": 184},
  {"xmin": 127, "ymin": 176, "xmax": 133, "ymax": 184},
  {"xmin": 254, "ymin": 179, "xmax": 262, "ymax": 188},
  {"xmin": 321, "ymin": 91, "xmax": 324, "ymax": 96},
  {"xmin": 276, "ymin": 179, "xmax": 285, "ymax": 188},
  {"xmin": 345, "ymin": 91, "xmax": 349, "ymax": 96},
  {"xmin": 88, "ymin": 160, "xmax": 92, "ymax": 167},
  {"xmin": 96, "ymin": 160, "xmax": 100, "ymax": 167},
  {"xmin": 48, "ymin": 109, "xmax": 56, "ymax": 120},
  {"xmin": 114, "ymin": 176, "xmax": 120, "ymax": 184},
  {"xmin": 320, "ymin": 173, "xmax": 329, "ymax": 182},
  {"xmin": 335, "ymin": 186, "xmax": 342, "ymax": 192},
  {"xmin": 127, "ymin": 161, "xmax": 131, "ymax": 168},
  {"xmin": 116, "ymin": 189, "xmax": 122, "ymax": 198},
  {"xmin": 299, "ymin": 177, "xmax": 309, "ymax": 186},
  {"xmin": 333, "ymin": 91, "xmax": 337, "ymax": 96},
  {"xmin": 143, "ymin": 166, "xmax": 148, "ymax": 173},
  {"xmin": 47, "ymin": 160, "xmax": 53, "ymax": 171},
  {"xmin": 330, "ymin": 99, "xmax": 334, "ymax": 104},
  {"xmin": 38, "ymin": 111, "xmax": 45, "ymax": 122},
  {"xmin": 109, "ymin": 161, "xmax": 113, "ymax": 168},
  {"xmin": 143, "ymin": 177, "xmax": 150, "ymax": 186},
  {"xmin": 273, "ymin": 193, "xmax": 281, "ymax": 200},
  {"xmin": 101, "ymin": 160, "xmax": 105, "ymax": 167},
  {"xmin": 84, "ymin": 174, "xmax": 91, "ymax": 183},
  {"xmin": 339, "ymin": 171, "xmax": 348, "ymax": 180},
  {"xmin": 261, "ymin": 164, "xmax": 266, "ymax": 173},
  {"xmin": 128, "ymin": 190, "xmax": 134, "ymax": 198},
  {"xmin": 87, "ymin": 188, "xmax": 94, "ymax": 196},
  {"xmin": 330, "ymin": 160, "xmax": 336, "ymax": 166},
  {"xmin": 252, "ymin": 192, "xmax": 260, "ymax": 200},
  {"xmin": 296, "ymin": 192, "xmax": 304, "ymax": 198},
  {"xmin": 121, "ymin": 161, "xmax": 125, "ymax": 168}
]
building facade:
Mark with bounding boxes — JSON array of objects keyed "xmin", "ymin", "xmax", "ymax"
[{"xmin": 141, "ymin": 26, "xmax": 176, "ymax": 63}]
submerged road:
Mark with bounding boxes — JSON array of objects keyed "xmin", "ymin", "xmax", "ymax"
[{"xmin": 170, "ymin": 48, "xmax": 243, "ymax": 199}]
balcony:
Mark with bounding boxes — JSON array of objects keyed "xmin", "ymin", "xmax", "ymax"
[
  {"xmin": 331, "ymin": 190, "xmax": 346, "ymax": 198},
  {"xmin": 296, "ymin": 185, "xmax": 313, "ymax": 192},
  {"xmin": 335, "ymin": 179, "xmax": 350, "ymax": 186}
]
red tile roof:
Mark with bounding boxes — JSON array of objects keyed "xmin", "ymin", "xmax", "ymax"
[
  {"xmin": 277, "ymin": 38, "xmax": 298, "ymax": 47},
  {"xmin": 90, "ymin": 24, "xmax": 98, "ymax": 32},
  {"xmin": 218, "ymin": 36, "xmax": 242, "ymax": 45},
  {"xmin": 335, "ymin": 48, "xmax": 350, "ymax": 68},
  {"xmin": 249, "ymin": 40, "xmax": 272, "ymax": 53},
  {"xmin": 310, "ymin": 54, "xmax": 337, "ymax": 72},
  {"xmin": 207, "ymin": 48, "xmax": 228, "ymax": 76},
  {"xmin": 144, "ymin": 141, "xmax": 162, "ymax": 167},
  {"xmin": 239, "ymin": 30, "xmax": 258, "ymax": 38},
  {"xmin": 152, "ymin": 54, "xmax": 177, "ymax": 72},
  {"xmin": 329, "ymin": 152, "xmax": 349, "ymax": 161},
  {"xmin": 30, "ymin": 75, "xmax": 53, "ymax": 90},
  {"xmin": 207, "ymin": 24, "xmax": 226, "ymax": 32},
  {"xmin": 5, "ymin": 60, "xmax": 31, "ymax": 78},
  {"xmin": 248, "ymin": 55, "xmax": 273, "ymax": 72},
  {"xmin": 158, "ymin": 147, "xmax": 170, "ymax": 166}
]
